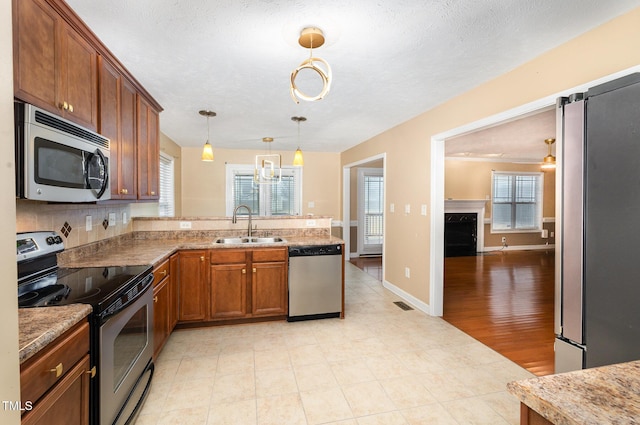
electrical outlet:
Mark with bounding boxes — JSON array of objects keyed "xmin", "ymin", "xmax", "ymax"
[
  {"xmin": 390, "ymin": 203, "xmax": 395, "ymax": 213},
  {"xmin": 306, "ymin": 219, "xmax": 316, "ymax": 227},
  {"xmin": 108, "ymin": 213, "xmax": 116, "ymax": 227},
  {"xmin": 405, "ymin": 267, "xmax": 411, "ymax": 278},
  {"xmin": 122, "ymin": 212, "xmax": 128, "ymax": 225},
  {"xmin": 179, "ymin": 221, "xmax": 192, "ymax": 229},
  {"xmin": 421, "ymin": 204, "xmax": 427, "ymax": 216},
  {"xmin": 85, "ymin": 215, "xmax": 92, "ymax": 232},
  {"xmin": 308, "ymin": 201, "xmax": 315, "ymax": 208},
  {"xmin": 501, "ymin": 236, "xmax": 507, "ymax": 243}
]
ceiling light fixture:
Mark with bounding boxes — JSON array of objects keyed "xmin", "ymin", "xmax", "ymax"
[
  {"xmin": 254, "ymin": 137, "xmax": 282, "ymax": 184},
  {"xmin": 290, "ymin": 27, "xmax": 332, "ymax": 104},
  {"xmin": 541, "ymin": 138, "xmax": 556, "ymax": 170},
  {"xmin": 291, "ymin": 116, "xmax": 306, "ymax": 166},
  {"xmin": 199, "ymin": 110, "xmax": 216, "ymax": 162}
]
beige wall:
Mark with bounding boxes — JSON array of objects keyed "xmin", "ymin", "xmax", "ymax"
[
  {"xmin": 1, "ymin": 0, "xmax": 21, "ymax": 420},
  {"xmin": 341, "ymin": 7, "xmax": 640, "ymax": 306},
  {"xmin": 445, "ymin": 159, "xmax": 556, "ymax": 248},
  {"xmin": 181, "ymin": 147, "xmax": 341, "ymax": 218}
]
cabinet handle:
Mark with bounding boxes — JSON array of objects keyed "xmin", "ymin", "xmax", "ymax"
[
  {"xmin": 158, "ymin": 270, "xmax": 167, "ymax": 276},
  {"xmin": 50, "ymin": 363, "xmax": 63, "ymax": 378},
  {"xmin": 68, "ymin": 103, "xmax": 74, "ymax": 113},
  {"xmin": 120, "ymin": 188, "xmax": 128, "ymax": 195},
  {"xmin": 59, "ymin": 101, "xmax": 69, "ymax": 111},
  {"xmin": 150, "ymin": 191, "xmax": 156, "ymax": 196},
  {"xmin": 153, "ymin": 296, "xmax": 158, "ymax": 303},
  {"xmin": 253, "ymin": 268, "xmax": 257, "ymax": 273},
  {"xmin": 86, "ymin": 366, "xmax": 96, "ymax": 378},
  {"xmin": 200, "ymin": 256, "xmax": 205, "ymax": 262},
  {"xmin": 242, "ymin": 269, "xmax": 246, "ymax": 274}
]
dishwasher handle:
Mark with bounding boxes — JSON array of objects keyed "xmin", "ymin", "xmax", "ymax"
[{"xmin": 288, "ymin": 244, "xmax": 342, "ymax": 257}]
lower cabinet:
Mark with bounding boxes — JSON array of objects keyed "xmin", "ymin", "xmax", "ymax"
[
  {"xmin": 152, "ymin": 253, "xmax": 179, "ymax": 359},
  {"xmin": 176, "ymin": 247, "xmax": 288, "ymax": 325},
  {"xmin": 20, "ymin": 320, "xmax": 91, "ymax": 425}
]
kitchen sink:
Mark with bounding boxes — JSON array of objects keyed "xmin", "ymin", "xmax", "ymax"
[{"xmin": 214, "ymin": 237, "xmax": 286, "ymax": 244}]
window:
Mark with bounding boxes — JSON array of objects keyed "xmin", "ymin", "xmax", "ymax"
[
  {"xmin": 491, "ymin": 171, "xmax": 543, "ymax": 232},
  {"xmin": 225, "ymin": 164, "xmax": 302, "ymax": 216},
  {"xmin": 158, "ymin": 152, "xmax": 175, "ymax": 217},
  {"xmin": 357, "ymin": 168, "xmax": 384, "ymax": 254}
]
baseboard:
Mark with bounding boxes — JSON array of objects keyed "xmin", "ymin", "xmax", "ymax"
[
  {"xmin": 382, "ymin": 279, "xmax": 431, "ymax": 315},
  {"xmin": 483, "ymin": 244, "xmax": 555, "ymax": 252}
]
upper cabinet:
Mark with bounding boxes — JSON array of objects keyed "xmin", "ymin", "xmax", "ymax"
[
  {"xmin": 13, "ymin": 0, "xmax": 98, "ymax": 130},
  {"xmin": 13, "ymin": 0, "xmax": 163, "ymax": 201}
]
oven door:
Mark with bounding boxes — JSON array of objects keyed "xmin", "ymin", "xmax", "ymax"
[{"xmin": 99, "ymin": 284, "xmax": 154, "ymax": 425}]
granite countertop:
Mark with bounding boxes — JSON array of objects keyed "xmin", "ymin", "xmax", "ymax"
[
  {"xmin": 507, "ymin": 360, "xmax": 640, "ymax": 424},
  {"xmin": 19, "ymin": 304, "xmax": 92, "ymax": 364},
  {"xmin": 59, "ymin": 234, "xmax": 345, "ymax": 268}
]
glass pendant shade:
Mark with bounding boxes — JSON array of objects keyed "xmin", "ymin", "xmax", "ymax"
[
  {"xmin": 541, "ymin": 138, "xmax": 556, "ymax": 170},
  {"xmin": 293, "ymin": 147, "xmax": 304, "ymax": 166},
  {"xmin": 201, "ymin": 141, "xmax": 214, "ymax": 162}
]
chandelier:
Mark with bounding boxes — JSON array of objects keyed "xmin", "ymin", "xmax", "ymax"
[
  {"xmin": 290, "ymin": 27, "xmax": 332, "ymax": 104},
  {"xmin": 254, "ymin": 137, "xmax": 282, "ymax": 184}
]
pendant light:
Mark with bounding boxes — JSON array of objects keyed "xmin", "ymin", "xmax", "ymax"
[
  {"xmin": 254, "ymin": 137, "xmax": 282, "ymax": 184},
  {"xmin": 541, "ymin": 138, "xmax": 556, "ymax": 170},
  {"xmin": 290, "ymin": 27, "xmax": 332, "ymax": 104},
  {"xmin": 291, "ymin": 116, "xmax": 306, "ymax": 166},
  {"xmin": 199, "ymin": 110, "xmax": 216, "ymax": 162}
]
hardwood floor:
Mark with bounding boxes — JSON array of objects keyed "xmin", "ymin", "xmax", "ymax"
[
  {"xmin": 443, "ymin": 250, "xmax": 555, "ymax": 376},
  {"xmin": 349, "ymin": 256, "xmax": 382, "ymax": 281}
]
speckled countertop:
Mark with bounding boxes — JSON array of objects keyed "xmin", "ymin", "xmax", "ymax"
[
  {"xmin": 507, "ymin": 360, "xmax": 640, "ymax": 424},
  {"xmin": 19, "ymin": 304, "xmax": 92, "ymax": 364},
  {"xmin": 59, "ymin": 234, "xmax": 345, "ymax": 268}
]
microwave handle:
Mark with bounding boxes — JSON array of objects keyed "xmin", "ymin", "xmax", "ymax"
[{"xmin": 85, "ymin": 149, "xmax": 109, "ymax": 199}]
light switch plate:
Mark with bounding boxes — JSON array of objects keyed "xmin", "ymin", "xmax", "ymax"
[
  {"xmin": 404, "ymin": 204, "xmax": 411, "ymax": 214},
  {"xmin": 122, "ymin": 212, "xmax": 128, "ymax": 225},
  {"xmin": 85, "ymin": 215, "xmax": 92, "ymax": 232},
  {"xmin": 308, "ymin": 201, "xmax": 315, "ymax": 208},
  {"xmin": 390, "ymin": 203, "xmax": 395, "ymax": 213},
  {"xmin": 421, "ymin": 204, "xmax": 427, "ymax": 216}
]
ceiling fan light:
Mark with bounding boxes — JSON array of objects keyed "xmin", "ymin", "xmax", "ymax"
[
  {"xmin": 201, "ymin": 141, "xmax": 214, "ymax": 162},
  {"xmin": 293, "ymin": 147, "xmax": 304, "ymax": 166}
]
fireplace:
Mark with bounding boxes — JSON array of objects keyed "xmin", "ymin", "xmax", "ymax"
[
  {"xmin": 444, "ymin": 200, "xmax": 487, "ymax": 257},
  {"xmin": 445, "ymin": 213, "xmax": 477, "ymax": 257}
]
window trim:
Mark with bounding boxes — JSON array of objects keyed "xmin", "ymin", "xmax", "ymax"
[
  {"xmin": 225, "ymin": 164, "xmax": 303, "ymax": 216},
  {"xmin": 490, "ymin": 171, "xmax": 543, "ymax": 233}
]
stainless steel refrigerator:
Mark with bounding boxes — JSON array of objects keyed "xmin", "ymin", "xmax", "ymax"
[{"xmin": 556, "ymin": 73, "xmax": 640, "ymax": 373}]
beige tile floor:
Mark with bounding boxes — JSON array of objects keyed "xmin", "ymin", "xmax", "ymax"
[{"xmin": 134, "ymin": 263, "xmax": 534, "ymax": 425}]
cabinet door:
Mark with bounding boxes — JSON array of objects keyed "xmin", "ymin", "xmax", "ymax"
[
  {"xmin": 178, "ymin": 251, "xmax": 208, "ymax": 322},
  {"xmin": 137, "ymin": 96, "xmax": 160, "ymax": 200},
  {"xmin": 59, "ymin": 22, "xmax": 98, "ymax": 130},
  {"xmin": 169, "ymin": 254, "xmax": 179, "ymax": 330},
  {"xmin": 153, "ymin": 277, "xmax": 170, "ymax": 358},
  {"xmin": 252, "ymin": 262, "xmax": 288, "ymax": 316},
  {"xmin": 13, "ymin": 0, "xmax": 59, "ymax": 112},
  {"xmin": 210, "ymin": 264, "xmax": 248, "ymax": 319},
  {"xmin": 119, "ymin": 79, "xmax": 138, "ymax": 198},
  {"xmin": 22, "ymin": 354, "xmax": 90, "ymax": 425}
]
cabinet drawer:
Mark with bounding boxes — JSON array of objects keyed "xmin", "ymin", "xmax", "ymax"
[
  {"xmin": 153, "ymin": 258, "xmax": 170, "ymax": 286},
  {"xmin": 252, "ymin": 248, "xmax": 287, "ymax": 262},
  {"xmin": 211, "ymin": 249, "xmax": 247, "ymax": 264},
  {"xmin": 20, "ymin": 321, "xmax": 90, "ymax": 406}
]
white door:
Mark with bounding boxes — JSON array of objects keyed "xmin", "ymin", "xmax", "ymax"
[{"xmin": 357, "ymin": 168, "xmax": 383, "ymax": 255}]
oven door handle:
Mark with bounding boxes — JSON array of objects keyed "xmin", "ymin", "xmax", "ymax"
[{"xmin": 99, "ymin": 273, "xmax": 154, "ymax": 322}]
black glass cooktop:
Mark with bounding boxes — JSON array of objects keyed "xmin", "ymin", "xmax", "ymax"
[{"xmin": 18, "ymin": 265, "xmax": 152, "ymax": 313}]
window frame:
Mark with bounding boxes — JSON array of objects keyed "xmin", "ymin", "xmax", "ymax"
[
  {"xmin": 225, "ymin": 164, "xmax": 303, "ymax": 216},
  {"xmin": 490, "ymin": 171, "xmax": 543, "ymax": 233}
]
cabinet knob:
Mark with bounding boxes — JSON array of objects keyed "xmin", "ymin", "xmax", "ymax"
[
  {"xmin": 50, "ymin": 363, "xmax": 63, "ymax": 378},
  {"xmin": 120, "ymin": 188, "xmax": 128, "ymax": 195},
  {"xmin": 242, "ymin": 269, "xmax": 246, "ymax": 274},
  {"xmin": 68, "ymin": 103, "xmax": 74, "ymax": 113},
  {"xmin": 86, "ymin": 366, "xmax": 96, "ymax": 378},
  {"xmin": 153, "ymin": 296, "xmax": 158, "ymax": 303},
  {"xmin": 200, "ymin": 256, "xmax": 205, "ymax": 262},
  {"xmin": 59, "ymin": 101, "xmax": 69, "ymax": 111},
  {"xmin": 150, "ymin": 191, "xmax": 156, "ymax": 196},
  {"xmin": 253, "ymin": 268, "xmax": 257, "ymax": 273}
]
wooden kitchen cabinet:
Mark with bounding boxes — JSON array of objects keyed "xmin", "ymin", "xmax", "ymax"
[
  {"xmin": 252, "ymin": 248, "xmax": 288, "ymax": 316},
  {"xmin": 20, "ymin": 320, "xmax": 92, "ymax": 425},
  {"xmin": 152, "ymin": 258, "xmax": 171, "ymax": 358},
  {"xmin": 177, "ymin": 250, "xmax": 209, "ymax": 322},
  {"xmin": 169, "ymin": 254, "xmax": 179, "ymax": 330},
  {"xmin": 210, "ymin": 250, "xmax": 249, "ymax": 319},
  {"xmin": 98, "ymin": 57, "xmax": 138, "ymax": 200},
  {"xmin": 13, "ymin": 0, "xmax": 98, "ymax": 130},
  {"xmin": 137, "ymin": 96, "xmax": 160, "ymax": 200}
]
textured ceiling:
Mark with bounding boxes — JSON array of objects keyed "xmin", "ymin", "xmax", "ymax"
[{"xmin": 66, "ymin": 0, "xmax": 640, "ymax": 155}]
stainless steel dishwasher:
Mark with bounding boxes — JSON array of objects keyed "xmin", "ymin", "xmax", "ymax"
[{"xmin": 288, "ymin": 244, "xmax": 343, "ymax": 321}]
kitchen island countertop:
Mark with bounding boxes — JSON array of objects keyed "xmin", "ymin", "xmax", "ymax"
[{"xmin": 507, "ymin": 360, "xmax": 640, "ymax": 424}]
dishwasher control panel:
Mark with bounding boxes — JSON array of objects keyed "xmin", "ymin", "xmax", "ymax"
[{"xmin": 288, "ymin": 244, "xmax": 342, "ymax": 257}]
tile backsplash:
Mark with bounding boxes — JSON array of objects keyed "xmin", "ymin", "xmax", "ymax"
[{"xmin": 16, "ymin": 200, "xmax": 133, "ymax": 249}]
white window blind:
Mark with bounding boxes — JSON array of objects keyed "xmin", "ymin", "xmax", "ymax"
[
  {"xmin": 225, "ymin": 164, "xmax": 302, "ymax": 216},
  {"xmin": 363, "ymin": 175, "xmax": 384, "ymax": 245},
  {"xmin": 491, "ymin": 171, "xmax": 543, "ymax": 232},
  {"xmin": 158, "ymin": 152, "xmax": 175, "ymax": 217}
]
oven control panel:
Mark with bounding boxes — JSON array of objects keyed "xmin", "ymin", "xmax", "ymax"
[{"xmin": 17, "ymin": 231, "xmax": 64, "ymax": 262}]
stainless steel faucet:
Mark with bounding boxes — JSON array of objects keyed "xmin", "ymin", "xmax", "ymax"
[{"xmin": 232, "ymin": 204, "xmax": 253, "ymax": 237}]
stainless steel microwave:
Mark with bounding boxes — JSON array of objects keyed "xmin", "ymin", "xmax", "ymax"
[{"xmin": 15, "ymin": 102, "xmax": 111, "ymax": 203}]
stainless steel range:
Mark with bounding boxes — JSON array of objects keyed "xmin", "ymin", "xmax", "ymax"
[{"xmin": 17, "ymin": 231, "xmax": 155, "ymax": 425}]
